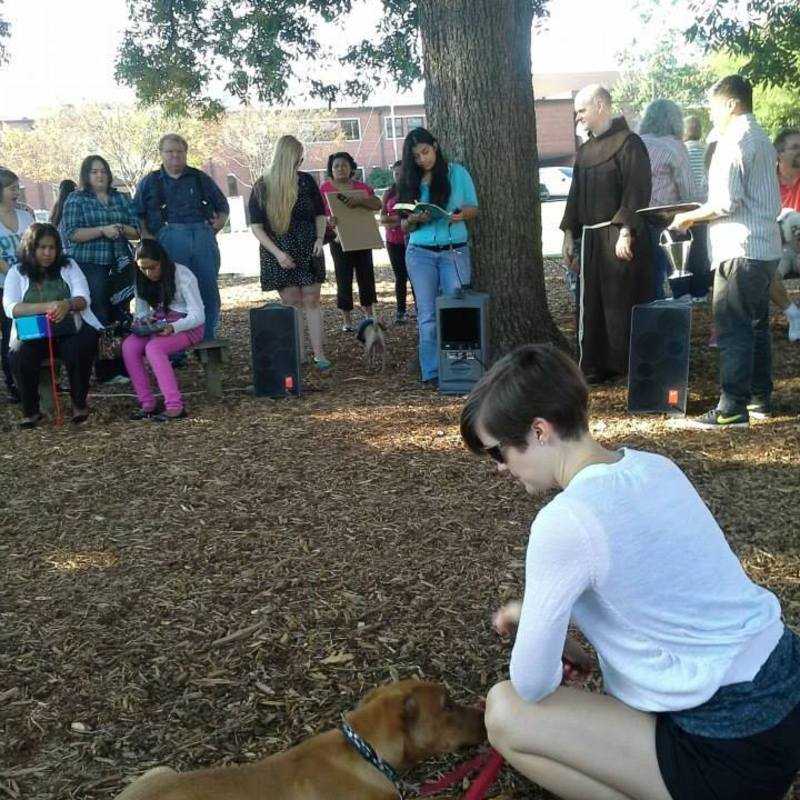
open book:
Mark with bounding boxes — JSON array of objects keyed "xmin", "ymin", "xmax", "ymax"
[{"xmin": 393, "ymin": 201, "xmax": 453, "ymax": 221}]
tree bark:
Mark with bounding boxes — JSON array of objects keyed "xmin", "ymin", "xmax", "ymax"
[{"xmin": 417, "ymin": 0, "xmax": 568, "ymax": 357}]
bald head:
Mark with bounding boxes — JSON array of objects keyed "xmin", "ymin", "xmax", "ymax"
[{"xmin": 574, "ymin": 84, "xmax": 613, "ymax": 137}]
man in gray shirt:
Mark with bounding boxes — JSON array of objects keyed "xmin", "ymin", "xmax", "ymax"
[{"xmin": 673, "ymin": 75, "xmax": 781, "ymax": 429}]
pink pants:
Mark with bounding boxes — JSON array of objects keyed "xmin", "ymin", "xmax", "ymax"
[{"xmin": 122, "ymin": 326, "xmax": 204, "ymax": 413}]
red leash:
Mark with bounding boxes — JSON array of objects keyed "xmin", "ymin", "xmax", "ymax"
[
  {"xmin": 417, "ymin": 748, "xmax": 504, "ymax": 799},
  {"xmin": 45, "ymin": 315, "xmax": 63, "ymax": 427}
]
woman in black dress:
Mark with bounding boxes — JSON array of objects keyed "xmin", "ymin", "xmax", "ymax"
[{"xmin": 248, "ymin": 135, "xmax": 331, "ymax": 369}]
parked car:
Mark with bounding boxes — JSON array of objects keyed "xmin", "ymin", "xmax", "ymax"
[
  {"xmin": 539, "ymin": 166, "xmax": 573, "ymax": 198},
  {"xmin": 538, "ymin": 183, "xmax": 551, "ymax": 202}
]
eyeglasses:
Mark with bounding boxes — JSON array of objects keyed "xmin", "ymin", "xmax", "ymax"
[{"xmin": 482, "ymin": 443, "xmax": 505, "ymax": 464}]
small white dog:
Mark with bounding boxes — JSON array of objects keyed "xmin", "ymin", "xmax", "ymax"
[
  {"xmin": 356, "ymin": 318, "xmax": 387, "ymax": 371},
  {"xmin": 778, "ymin": 209, "xmax": 800, "ymax": 279}
]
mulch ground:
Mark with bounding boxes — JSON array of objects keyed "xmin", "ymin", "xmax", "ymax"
[{"xmin": 1, "ymin": 261, "xmax": 799, "ymax": 800}]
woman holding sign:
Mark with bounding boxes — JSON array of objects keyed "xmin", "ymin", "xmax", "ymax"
[
  {"xmin": 320, "ymin": 152, "xmax": 381, "ymax": 332},
  {"xmin": 398, "ymin": 128, "xmax": 478, "ymax": 387}
]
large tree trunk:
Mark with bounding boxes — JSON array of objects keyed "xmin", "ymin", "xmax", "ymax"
[{"xmin": 417, "ymin": 0, "xmax": 567, "ymax": 357}]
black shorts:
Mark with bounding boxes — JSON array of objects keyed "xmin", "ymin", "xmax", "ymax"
[{"xmin": 656, "ymin": 700, "xmax": 800, "ymax": 800}]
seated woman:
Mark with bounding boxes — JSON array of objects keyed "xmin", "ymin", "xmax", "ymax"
[
  {"xmin": 460, "ymin": 344, "xmax": 800, "ymax": 800},
  {"xmin": 121, "ymin": 239, "xmax": 204, "ymax": 422},
  {"xmin": 3, "ymin": 222, "xmax": 101, "ymax": 428}
]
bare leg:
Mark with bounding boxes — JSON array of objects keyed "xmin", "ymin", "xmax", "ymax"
[
  {"xmin": 301, "ymin": 283, "xmax": 325, "ymax": 360},
  {"xmin": 278, "ymin": 286, "xmax": 305, "ymax": 360},
  {"xmin": 485, "ymin": 681, "xmax": 672, "ymax": 800}
]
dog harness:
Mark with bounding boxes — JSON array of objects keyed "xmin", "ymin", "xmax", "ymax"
[{"xmin": 339, "ymin": 719, "xmax": 413, "ymax": 798}]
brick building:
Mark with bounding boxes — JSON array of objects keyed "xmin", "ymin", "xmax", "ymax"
[{"xmin": 6, "ymin": 72, "xmax": 620, "ymax": 210}]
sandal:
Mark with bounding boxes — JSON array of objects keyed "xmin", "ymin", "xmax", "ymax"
[
  {"xmin": 152, "ymin": 409, "xmax": 188, "ymax": 423},
  {"xmin": 72, "ymin": 411, "xmax": 90, "ymax": 425},
  {"xmin": 129, "ymin": 408, "xmax": 157, "ymax": 421},
  {"xmin": 18, "ymin": 413, "xmax": 43, "ymax": 430}
]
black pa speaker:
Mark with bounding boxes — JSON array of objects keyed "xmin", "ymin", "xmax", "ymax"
[
  {"xmin": 628, "ymin": 300, "xmax": 691, "ymax": 415},
  {"xmin": 250, "ymin": 304, "xmax": 301, "ymax": 397}
]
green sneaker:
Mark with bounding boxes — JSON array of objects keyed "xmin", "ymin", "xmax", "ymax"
[
  {"xmin": 688, "ymin": 408, "xmax": 749, "ymax": 430},
  {"xmin": 746, "ymin": 399, "xmax": 772, "ymax": 419}
]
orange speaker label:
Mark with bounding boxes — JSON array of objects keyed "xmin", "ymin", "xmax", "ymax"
[{"xmin": 668, "ymin": 389, "xmax": 679, "ymax": 404}]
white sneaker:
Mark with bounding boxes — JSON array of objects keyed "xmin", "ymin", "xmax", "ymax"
[{"xmin": 787, "ymin": 304, "xmax": 800, "ymax": 342}]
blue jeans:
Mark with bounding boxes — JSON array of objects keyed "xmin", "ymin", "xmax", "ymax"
[
  {"xmin": 647, "ymin": 223, "xmax": 670, "ymax": 300},
  {"xmin": 79, "ymin": 262, "xmax": 112, "ymax": 325},
  {"xmin": 714, "ymin": 257, "xmax": 778, "ymax": 413},
  {"xmin": 406, "ymin": 244, "xmax": 472, "ymax": 381},
  {"xmin": 158, "ymin": 222, "xmax": 221, "ymax": 340}
]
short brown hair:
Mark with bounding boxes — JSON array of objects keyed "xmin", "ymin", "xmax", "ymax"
[
  {"xmin": 460, "ymin": 344, "xmax": 589, "ymax": 456},
  {"xmin": 158, "ymin": 133, "xmax": 188, "ymax": 152}
]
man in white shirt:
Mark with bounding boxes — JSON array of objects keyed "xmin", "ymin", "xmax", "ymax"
[{"xmin": 673, "ymin": 75, "xmax": 782, "ymax": 428}]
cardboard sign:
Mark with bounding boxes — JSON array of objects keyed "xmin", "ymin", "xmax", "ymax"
[{"xmin": 325, "ymin": 190, "xmax": 384, "ymax": 252}]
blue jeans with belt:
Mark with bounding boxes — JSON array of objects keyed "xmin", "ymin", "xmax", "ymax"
[
  {"xmin": 157, "ymin": 222, "xmax": 221, "ymax": 340},
  {"xmin": 406, "ymin": 243, "xmax": 472, "ymax": 381}
]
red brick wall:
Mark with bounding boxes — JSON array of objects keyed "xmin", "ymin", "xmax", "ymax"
[{"xmin": 9, "ymin": 98, "xmax": 576, "ymax": 208}]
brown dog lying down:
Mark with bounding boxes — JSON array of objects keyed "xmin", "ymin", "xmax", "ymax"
[{"xmin": 115, "ymin": 679, "xmax": 486, "ymax": 800}]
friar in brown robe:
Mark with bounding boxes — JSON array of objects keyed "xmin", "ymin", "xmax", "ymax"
[{"xmin": 561, "ymin": 90, "xmax": 654, "ymax": 381}]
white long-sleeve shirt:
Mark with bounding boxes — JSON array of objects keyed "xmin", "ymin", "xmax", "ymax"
[
  {"xmin": 134, "ymin": 262, "xmax": 205, "ymax": 334},
  {"xmin": 2, "ymin": 260, "xmax": 104, "ymax": 348},
  {"xmin": 510, "ymin": 449, "xmax": 783, "ymax": 713}
]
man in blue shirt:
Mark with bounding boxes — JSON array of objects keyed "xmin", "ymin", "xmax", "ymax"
[{"xmin": 135, "ymin": 134, "xmax": 229, "ymax": 340}]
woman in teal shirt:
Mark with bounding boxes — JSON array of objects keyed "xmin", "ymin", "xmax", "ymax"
[{"xmin": 399, "ymin": 128, "xmax": 478, "ymax": 386}]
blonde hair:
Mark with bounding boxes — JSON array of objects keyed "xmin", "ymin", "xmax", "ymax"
[{"xmin": 262, "ymin": 135, "xmax": 303, "ymax": 235}]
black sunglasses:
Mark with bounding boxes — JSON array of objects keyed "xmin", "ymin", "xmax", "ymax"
[{"xmin": 482, "ymin": 443, "xmax": 505, "ymax": 464}]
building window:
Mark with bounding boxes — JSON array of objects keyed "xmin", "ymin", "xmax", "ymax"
[
  {"xmin": 309, "ymin": 118, "xmax": 361, "ymax": 143},
  {"xmin": 385, "ymin": 115, "xmax": 426, "ymax": 140}
]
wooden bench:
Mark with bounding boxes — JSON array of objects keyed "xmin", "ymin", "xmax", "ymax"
[{"xmin": 186, "ymin": 339, "xmax": 231, "ymax": 400}]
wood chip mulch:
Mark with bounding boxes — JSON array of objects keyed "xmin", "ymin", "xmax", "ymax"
[{"xmin": 1, "ymin": 262, "xmax": 798, "ymax": 799}]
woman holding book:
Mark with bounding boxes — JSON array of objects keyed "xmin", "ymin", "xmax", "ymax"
[
  {"xmin": 380, "ymin": 160, "xmax": 415, "ymax": 324},
  {"xmin": 399, "ymin": 127, "xmax": 478, "ymax": 387},
  {"xmin": 319, "ymin": 151, "xmax": 381, "ymax": 332}
]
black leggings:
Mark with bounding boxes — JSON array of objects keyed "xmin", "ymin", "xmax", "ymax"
[
  {"xmin": 329, "ymin": 241, "xmax": 377, "ymax": 312},
  {"xmin": 11, "ymin": 324, "xmax": 98, "ymax": 416},
  {"xmin": 0, "ymin": 289, "xmax": 15, "ymax": 394},
  {"xmin": 386, "ymin": 241, "xmax": 416, "ymax": 315}
]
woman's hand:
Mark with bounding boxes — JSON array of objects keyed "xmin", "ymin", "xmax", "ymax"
[
  {"xmin": 312, "ymin": 238, "xmax": 324, "ymax": 257},
  {"xmin": 157, "ymin": 324, "xmax": 175, "ymax": 336},
  {"xmin": 102, "ymin": 224, "xmax": 122, "ymax": 239},
  {"xmin": 0, "ymin": 258, "xmax": 8, "ymax": 275},
  {"xmin": 340, "ymin": 195, "xmax": 360, "ymax": 208},
  {"xmin": 492, "ymin": 600, "xmax": 522, "ymax": 637},
  {"xmin": 615, "ymin": 229, "xmax": 634, "ymax": 261},
  {"xmin": 47, "ymin": 300, "xmax": 71, "ymax": 324},
  {"xmin": 276, "ymin": 250, "xmax": 296, "ymax": 270},
  {"xmin": 408, "ymin": 211, "xmax": 431, "ymax": 225}
]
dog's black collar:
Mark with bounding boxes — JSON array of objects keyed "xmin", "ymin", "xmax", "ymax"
[{"xmin": 340, "ymin": 719, "xmax": 414, "ymax": 799}]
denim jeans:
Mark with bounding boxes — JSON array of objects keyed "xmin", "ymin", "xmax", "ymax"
[
  {"xmin": 647, "ymin": 223, "xmax": 670, "ymax": 300},
  {"xmin": 713, "ymin": 257, "xmax": 778, "ymax": 413},
  {"xmin": 406, "ymin": 244, "xmax": 472, "ymax": 381},
  {"xmin": 79, "ymin": 262, "xmax": 112, "ymax": 325},
  {"xmin": 158, "ymin": 222, "xmax": 221, "ymax": 340}
]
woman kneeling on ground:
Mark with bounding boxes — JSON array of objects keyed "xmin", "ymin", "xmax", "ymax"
[
  {"xmin": 3, "ymin": 223, "xmax": 101, "ymax": 428},
  {"xmin": 122, "ymin": 239, "xmax": 204, "ymax": 422},
  {"xmin": 461, "ymin": 344, "xmax": 800, "ymax": 800}
]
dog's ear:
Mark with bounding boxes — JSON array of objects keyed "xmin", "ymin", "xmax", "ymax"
[{"xmin": 401, "ymin": 692, "xmax": 419, "ymax": 731}]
